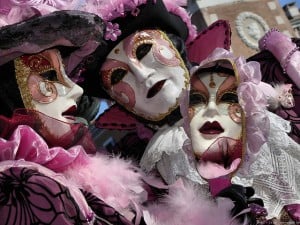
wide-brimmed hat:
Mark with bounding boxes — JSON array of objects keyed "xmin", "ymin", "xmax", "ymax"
[{"xmin": 0, "ymin": 10, "xmax": 105, "ymax": 69}]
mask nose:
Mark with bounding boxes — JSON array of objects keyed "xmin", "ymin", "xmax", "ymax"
[
  {"xmin": 202, "ymin": 99, "xmax": 220, "ymax": 118},
  {"xmin": 130, "ymin": 63, "xmax": 156, "ymax": 84},
  {"xmin": 68, "ymin": 84, "xmax": 84, "ymax": 103}
]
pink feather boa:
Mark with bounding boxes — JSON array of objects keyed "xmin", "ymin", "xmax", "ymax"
[
  {"xmin": 63, "ymin": 154, "xmax": 147, "ymax": 220},
  {"xmin": 144, "ymin": 180, "xmax": 242, "ymax": 225}
]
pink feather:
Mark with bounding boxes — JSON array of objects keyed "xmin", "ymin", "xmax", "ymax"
[
  {"xmin": 144, "ymin": 180, "xmax": 242, "ymax": 225},
  {"xmin": 62, "ymin": 153, "xmax": 147, "ymax": 218}
]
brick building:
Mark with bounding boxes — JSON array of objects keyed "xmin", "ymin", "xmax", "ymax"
[{"xmin": 188, "ymin": 0, "xmax": 296, "ymax": 57}]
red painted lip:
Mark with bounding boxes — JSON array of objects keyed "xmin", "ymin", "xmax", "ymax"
[
  {"xmin": 199, "ymin": 121, "xmax": 224, "ymax": 135},
  {"xmin": 147, "ymin": 79, "xmax": 166, "ymax": 98},
  {"xmin": 62, "ymin": 105, "xmax": 77, "ymax": 117}
]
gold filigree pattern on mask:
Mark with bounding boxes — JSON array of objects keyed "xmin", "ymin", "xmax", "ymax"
[
  {"xmin": 27, "ymin": 74, "xmax": 58, "ymax": 103},
  {"xmin": 26, "ymin": 55, "xmax": 52, "ymax": 74},
  {"xmin": 23, "ymin": 50, "xmax": 70, "ymax": 87},
  {"xmin": 157, "ymin": 31, "xmax": 182, "ymax": 67},
  {"xmin": 15, "ymin": 49, "xmax": 75, "ymax": 107},
  {"xmin": 14, "ymin": 58, "xmax": 35, "ymax": 110},
  {"xmin": 101, "ymin": 62, "xmax": 130, "ymax": 90},
  {"xmin": 132, "ymin": 31, "xmax": 154, "ymax": 60}
]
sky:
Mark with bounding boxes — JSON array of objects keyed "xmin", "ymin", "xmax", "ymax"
[{"xmin": 279, "ymin": 0, "xmax": 300, "ymax": 7}]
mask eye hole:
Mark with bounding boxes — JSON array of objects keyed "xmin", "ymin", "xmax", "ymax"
[
  {"xmin": 40, "ymin": 70, "xmax": 58, "ymax": 82},
  {"xmin": 189, "ymin": 91, "xmax": 208, "ymax": 106},
  {"xmin": 136, "ymin": 43, "xmax": 152, "ymax": 60},
  {"xmin": 219, "ymin": 92, "xmax": 238, "ymax": 104},
  {"xmin": 111, "ymin": 68, "xmax": 127, "ymax": 85}
]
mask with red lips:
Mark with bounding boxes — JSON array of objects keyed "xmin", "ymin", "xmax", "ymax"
[
  {"xmin": 14, "ymin": 49, "xmax": 84, "ymax": 137},
  {"xmin": 188, "ymin": 63, "xmax": 244, "ymax": 179},
  {"xmin": 100, "ymin": 29, "xmax": 189, "ymax": 121}
]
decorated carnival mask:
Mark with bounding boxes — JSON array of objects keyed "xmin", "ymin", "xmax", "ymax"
[
  {"xmin": 14, "ymin": 49, "xmax": 84, "ymax": 136},
  {"xmin": 100, "ymin": 29, "xmax": 189, "ymax": 121},
  {"xmin": 0, "ymin": 10, "xmax": 104, "ymax": 152},
  {"xmin": 188, "ymin": 60, "xmax": 245, "ymax": 179}
]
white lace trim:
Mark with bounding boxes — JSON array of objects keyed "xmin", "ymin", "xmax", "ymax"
[
  {"xmin": 235, "ymin": 111, "xmax": 300, "ymax": 218},
  {"xmin": 156, "ymin": 151, "xmax": 205, "ymax": 185},
  {"xmin": 140, "ymin": 120, "xmax": 187, "ymax": 172},
  {"xmin": 140, "ymin": 120, "xmax": 205, "ymax": 185}
]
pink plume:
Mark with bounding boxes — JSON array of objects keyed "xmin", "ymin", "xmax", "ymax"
[
  {"xmin": 163, "ymin": 0, "xmax": 187, "ymax": 7},
  {"xmin": 163, "ymin": 0, "xmax": 197, "ymax": 44},
  {"xmin": 62, "ymin": 153, "xmax": 147, "ymax": 217},
  {"xmin": 145, "ymin": 180, "xmax": 241, "ymax": 225}
]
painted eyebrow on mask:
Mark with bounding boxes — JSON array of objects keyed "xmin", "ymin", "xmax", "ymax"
[
  {"xmin": 191, "ymin": 74, "xmax": 209, "ymax": 97},
  {"xmin": 217, "ymin": 75, "xmax": 237, "ymax": 97}
]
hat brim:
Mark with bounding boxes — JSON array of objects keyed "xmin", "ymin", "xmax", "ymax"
[
  {"xmin": 187, "ymin": 20, "xmax": 231, "ymax": 64},
  {"xmin": 0, "ymin": 10, "xmax": 105, "ymax": 65}
]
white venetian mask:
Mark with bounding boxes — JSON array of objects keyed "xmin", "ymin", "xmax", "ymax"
[
  {"xmin": 100, "ymin": 29, "xmax": 189, "ymax": 121},
  {"xmin": 15, "ymin": 49, "xmax": 83, "ymax": 135},
  {"xmin": 188, "ymin": 65, "xmax": 244, "ymax": 179}
]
